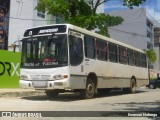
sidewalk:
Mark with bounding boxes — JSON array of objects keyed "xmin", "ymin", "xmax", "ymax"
[{"xmin": 0, "ymin": 89, "xmax": 45, "ymax": 98}]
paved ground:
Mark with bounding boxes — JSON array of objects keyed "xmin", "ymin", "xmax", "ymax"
[
  {"xmin": 0, "ymin": 87, "xmax": 160, "ymax": 120},
  {"xmin": 0, "ymin": 89, "xmax": 45, "ymax": 97}
]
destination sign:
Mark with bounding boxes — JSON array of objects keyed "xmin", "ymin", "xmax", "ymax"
[{"xmin": 24, "ymin": 25, "xmax": 67, "ymax": 37}]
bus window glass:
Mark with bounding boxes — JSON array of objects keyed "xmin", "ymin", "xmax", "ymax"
[
  {"xmin": 21, "ymin": 34, "xmax": 68, "ymax": 68},
  {"xmin": 26, "ymin": 42, "xmax": 31, "ymax": 58},
  {"xmin": 127, "ymin": 49, "xmax": 135, "ymax": 66},
  {"xmin": 135, "ymin": 52, "xmax": 141, "ymax": 67},
  {"xmin": 119, "ymin": 46, "xmax": 127, "ymax": 64},
  {"xmin": 97, "ymin": 39, "xmax": 108, "ymax": 61},
  {"xmin": 108, "ymin": 43, "xmax": 117, "ymax": 62},
  {"xmin": 84, "ymin": 35, "xmax": 95, "ymax": 59},
  {"xmin": 141, "ymin": 54, "xmax": 147, "ymax": 68},
  {"xmin": 69, "ymin": 35, "xmax": 83, "ymax": 66}
]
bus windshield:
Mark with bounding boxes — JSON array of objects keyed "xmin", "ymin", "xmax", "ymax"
[{"xmin": 21, "ymin": 34, "xmax": 68, "ymax": 68}]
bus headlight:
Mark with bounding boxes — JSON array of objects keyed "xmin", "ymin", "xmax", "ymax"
[
  {"xmin": 53, "ymin": 75, "xmax": 63, "ymax": 80},
  {"xmin": 52, "ymin": 75, "xmax": 68, "ymax": 80},
  {"xmin": 20, "ymin": 75, "xmax": 28, "ymax": 80}
]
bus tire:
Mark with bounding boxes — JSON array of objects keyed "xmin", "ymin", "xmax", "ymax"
[
  {"xmin": 123, "ymin": 79, "xmax": 136, "ymax": 94},
  {"xmin": 81, "ymin": 78, "xmax": 95, "ymax": 99},
  {"xmin": 45, "ymin": 90, "xmax": 59, "ymax": 98},
  {"xmin": 130, "ymin": 78, "xmax": 136, "ymax": 93}
]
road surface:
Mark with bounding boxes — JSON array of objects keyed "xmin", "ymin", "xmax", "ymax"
[{"xmin": 0, "ymin": 87, "xmax": 159, "ymax": 120}]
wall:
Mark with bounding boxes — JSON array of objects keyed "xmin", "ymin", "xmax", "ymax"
[
  {"xmin": 8, "ymin": 0, "xmax": 33, "ymax": 47},
  {"xmin": 8, "ymin": 0, "xmax": 46, "ymax": 48},
  {"xmin": 108, "ymin": 8, "xmax": 151, "ymax": 50},
  {"xmin": 153, "ymin": 47, "xmax": 160, "ymax": 70},
  {"xmin": 0, "ymin": 0, "xmax": 10, "ymax": 50},
  {"xmin": 0, "ymin": 50, "xmax": 21, "ymax": 88}
]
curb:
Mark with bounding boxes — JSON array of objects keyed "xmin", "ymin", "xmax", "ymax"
[{"xmin": 0, "ymin": 89, "xmax": 45, "ymax": 98}]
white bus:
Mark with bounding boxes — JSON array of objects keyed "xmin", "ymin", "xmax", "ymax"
[{"xmin": 20, "ymin": 24, "xmax": 149, "ymax": 99}]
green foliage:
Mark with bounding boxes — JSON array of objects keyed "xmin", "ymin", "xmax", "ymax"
[
  {"xmin": 123, "ymin": 0, "xmax": 146, "ymax": 8},
  {"xmin": 36, "ymin": 0, "xmax": 146, "ymax": 36},
  {"xmin": 146, "ymin": 49, "xmax": 157, "ymax": 63},
  {"xmin": 68, "ymin": 14, "xmax": 123, "ymax": 36},
  {"xmin": 35, "ymin": 0, "xmax": 71, "ymax": 21}
]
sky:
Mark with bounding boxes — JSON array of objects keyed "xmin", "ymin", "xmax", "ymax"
[{"xmin": 104, "ymin": 0, "xmax": 160, "ymax": 24}]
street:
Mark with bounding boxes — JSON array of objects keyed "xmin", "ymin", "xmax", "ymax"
[{"xmin": 0, "ymin": 87, "xmax": 160, "ymax": 120}]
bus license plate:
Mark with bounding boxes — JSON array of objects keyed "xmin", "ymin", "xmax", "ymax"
[{"xmin": 33, "ymin": 81, "xmax": 47, "ymax": 88}]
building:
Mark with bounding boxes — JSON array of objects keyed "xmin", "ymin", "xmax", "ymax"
[
  {"xmin": 105, "ymin": 8, "xmax": 159, "ymax": 69},
  {"xmin": 0, "ymin": 0, "xmax": 60, "ymax": 50},
  {"xmin": 4, "ymin": 0, "xmax": 61, "ymax": 51},
  {"xmin": 107, "ymin": 8, "xmax": 154, "ymax": 50},
  {"xmin": 154, "ymin": 27, "xmax": 160, "ymax": 70},
  {"xmin": 0, "ymin": 0, "xmax": 10, "ymax": 50},
  {"xmin": 102, "ymin": 0, "xmax": 160, "ymax": 70}
]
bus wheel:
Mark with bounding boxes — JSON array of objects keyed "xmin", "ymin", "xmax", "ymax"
[
  {"xmin": 45, "ymin": 90, "xmax": 59, "ymax": 98},
  {"xmin": 123, "ymin": 79, "xmax": 136, "ymax": 94},
  {"xmin": 82, "ymin": 78, "xmax": 95, "ymax": 99},
  {"xmin": 130, "ymin": 79, "xmax": 136, "ymax": 93}
]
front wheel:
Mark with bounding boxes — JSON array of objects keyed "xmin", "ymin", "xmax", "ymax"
[{"xmin": 81, "ymin": 78, "xmax": 95, "ymax": 99}]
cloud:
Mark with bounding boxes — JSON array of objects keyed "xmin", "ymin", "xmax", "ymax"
[
  {"xmin": 146, "ymin": 0, "xmax": 160, "ymax": 22},
  {"xmin": 104, "ymin": 0, "xmax": 160, "ymax": 22}
]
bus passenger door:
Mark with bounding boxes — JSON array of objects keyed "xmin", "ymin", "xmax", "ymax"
[{"xmin": 69, "ymin": 31, "xmax": 85, "ymax": 75}]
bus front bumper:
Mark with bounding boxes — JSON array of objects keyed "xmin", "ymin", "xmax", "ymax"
[{"xmin": 19, "ymin": 80, "xmax": 69, "ymax": 90}]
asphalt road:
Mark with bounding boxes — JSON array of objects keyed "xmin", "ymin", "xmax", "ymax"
[{"xmin": 0, "ymin": 87, "xmax": 160, "ymax": 120}]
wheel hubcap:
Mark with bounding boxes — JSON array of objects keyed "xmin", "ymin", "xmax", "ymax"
[{"xmin": 87, "ymin": 84, "xmax": 94, "ymax": 95}]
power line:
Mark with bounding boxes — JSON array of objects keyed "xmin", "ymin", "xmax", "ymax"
[
  {"xmin": 108, "ymin": 27, "xmax": 147, "ymax": 38},
  {"xmin": 3, "ymin": 16, "xmax": 59, "ymax": 22},
  {"xmin": 145, "ymin": 10, "xmax": 160, "ymax": 27}
]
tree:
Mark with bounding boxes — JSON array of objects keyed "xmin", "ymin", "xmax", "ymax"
[
  {"xmin": 36, "ymin": 0, "xmax": 146, "ymax": 36},
  {"xmin": 146, "ymin": 49, "xmax": 157, "ymax": 63}
]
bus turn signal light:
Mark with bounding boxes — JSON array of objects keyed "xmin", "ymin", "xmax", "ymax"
[{"xmin": 63, "ymin": 75, "xmax": 68, "ymax": 78}]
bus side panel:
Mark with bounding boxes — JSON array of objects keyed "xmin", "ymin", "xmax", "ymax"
[
  {"xmin": 96, "ymin": 62, "xmax": 148, "ymax": 89},
  {"xmin": 136, "ymin": 79, "xmax": 149, "ymax": 87},
  {"xmin": 69, "ymin": 75, "xmax": 86, "ymax": 89},
  {"xmin": 136, "ymin": 67, "xmax": 149, "ymax": 87},
  {"xmin": 96, "ymin": 62, "xmax": 130, "ymax": 88},
  {"xmin": 69, "ymin": 61, "xmax": 87, "ymax": 89}
]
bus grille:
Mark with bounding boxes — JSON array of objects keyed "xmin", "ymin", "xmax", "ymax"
[{"xmin": 30, "ymin": 75, "xmax": 50, "ymax": 80}]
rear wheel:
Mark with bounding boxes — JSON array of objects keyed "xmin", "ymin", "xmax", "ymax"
[
  {"xmin": 81, "ymin": 78, "xmax": 95, "ymax": 99},
  {"xmin": 45, "ymin": 90, "xmax": 59, "ymax": 98},
  {"xmin": 130, "ymin": 79, "xmax": 136, "ymax": 93},
  {"xmin": 123, "ymin": 79, "xmax": 136, "ymax": 94}
]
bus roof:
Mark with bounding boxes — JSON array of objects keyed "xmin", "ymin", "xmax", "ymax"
[{"xmin": 24, "ymin": 24, "xmax": 145, "ymax": 53}]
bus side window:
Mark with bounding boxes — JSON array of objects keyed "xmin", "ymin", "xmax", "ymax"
[
  {"xmin": 69, "ymin": 35, "xmax": 83, "ymax": 66},
  {"xmin": 127, "ymin": 49, "xmax": 134, "ymax": 66},
  {"xmin": 135, "ymin": 52, "xmax": 141, "ymax": 67},
  {"xmin": 119, "ymin": 46, "xmax": 127, "ymax": 64},
  {"xmin": 97, "ymin": 39, "xmax": 108, "ymax": 61},
  {"xmin": 108, "ymin": 43, "xmax": 118, "ymax": 63},
  {"xmin": 84, "ymin": 35, "xmax": 95, "ymax": 59},
  {"xmin": 141, "ymin": 53, "xmax": 147, "ymax": 68}
]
